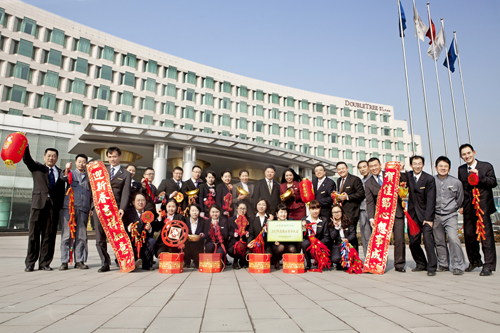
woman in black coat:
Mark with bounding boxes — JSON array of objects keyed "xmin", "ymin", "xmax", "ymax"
[
  {"xmin": 183, "ymin": 203, "xmax": 208, "ymax": 268},
  {"xmin": 216, "ymin": 169, "xmax": 234, "ymax": 218},
  {"xmin": 154, "ymin": 198, "xmax": 184, "ymax": 257},
  {"xmin": 301, "ymin": 199, "xmax": 330, "ymax": 270},
  {"xmin": 198, "ymin": 170, "xmax": 217, "ymax": 217},
  {"xmin": 205, "ymin": 204, "xmax": 230, "ymax": 257},
  {"xmin": 269, "ymin": 204, "xmax": 299, "ymax": 270},
  {"xmin": 247, "ymin": 198, "xmax": 273, "ymax": 255},
  {"xmin": 323, "ymin": 204, "xmax": 356, "ymax": 269},
  {"xmin": 228, "ymin": 202, "xmax": 251, "ymax": 269}
]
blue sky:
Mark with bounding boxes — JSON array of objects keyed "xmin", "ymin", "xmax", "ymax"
[{"xmin": 24, "ymin": 0, "xmax": 500, "ymax": 175}]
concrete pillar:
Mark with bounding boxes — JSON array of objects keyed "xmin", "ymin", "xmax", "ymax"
[
  {"xmin": 303, "ymin": 167, "xmax": 313, "ymax": 180},
  {"xmin": 182, "ymin": 146, "xmax": 196, "ymax": 181},
  {"xmin": 152, "ymin": 143, "xmax": 168, "ymax": 187},
  {"xmin": 289, "ymin": 164, "xmax": 299, "ymax": 174}
]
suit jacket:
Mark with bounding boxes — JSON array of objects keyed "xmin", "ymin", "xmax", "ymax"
[
  {"xmin": 458, "ymin": 160, "xmax": 498, "ymax": 216},
  {"xmin": 107, "ymin": 165, "xmax": 131, "ymax": 211},
  {"xmin": 405, "ymin": 171, "xmax": 436, "ymax": 222},
  {"xmin": 248, "ymin": 214, "xmax": 270, "ymax": 243},
  {"xmin": 228, "ymin": 215, "xmax": 250, "ymax": 247},
  {"xmin": 198, "ymin": 183, "xmax": 216, "ymax": 215},
  {"xmin": 312, "ymin": 177, "xmax": 336, "ymax": 217},
  {"xmin": 181, "ymin": 179, "xmax": 201, "ymax": 210},
  {"xmin": 183, "ymin": 216, "xmax": 209, "ymax": 244},
  {"xmin": 206, "ymin": 217, "xmax": 230, "ymax": 244},
  {"xmin": 302, "ymin": 216, "xmax": 329, "ymax": 243},
  {"xmin": 231, "ymin": 181, "xmax": 255, "ymax": 213},
  {"xmin": 336, "ymin": 174, "xmax": 365, "ymax": 222},
  {"xmin": 62, "ymin": 168, "xmax": 92, "ymax": 212},
  {"xmin": 365, "ymin": 172, "xmax": 404, "ymax": 220},
  {"xmin": 253, "ymin": 178, "xmax": 281, "ymax": 214},
  {"xmin": 140, "ymin": 182, "xmax": 159, "ymax": 219},
  {"xmin": 153, "ymin": 213, "xmax": 184, "ymax": 236},
  {"xmin": 130, "ymin": 180, "xmax": 142, "ymax": 200},
  {"xmin": 122, "ymin": 207, "xmax": 153, "ymax": 241},
  {"xmin": 216, "ymin": 183, "xmax": 234, "ymax": 217},
  {"xmin": 157, "ymin": 178, "xmax": 183, "ymax": 199},
  {"xmin": 323, "ymin": 223, "xmax": 356, "ymax": 245},
  {"xmin": 23, "ymin": 145, "xmax": 65, "ymax": 211}
]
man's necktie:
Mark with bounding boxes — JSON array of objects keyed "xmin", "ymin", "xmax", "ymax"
[
  {"xmin": 195, "ymin": 180, "xmax": 198, "ymax": 189},
  {"xmin": 378, "ymin": 175, "xmax": 383, "ymax": 186},
  {"xmin": 340, "ymin": 178, "xmax": 345, "ymax": 192},
  {"xmin": 49, "ymin": 168, "xmax": 55, "ymax": 190},
  {"xmin": 110, "ymin": 167, "xmax": 115, "ymax": 180},
  {"xmin": 468, "ymin": 166, "xmax": 471, "ymax": 173},
  {"xmin": 268, "ymin": 180, "xmax": 272, "ymax": 195},
  {"xmin": 178, "ymin": 181, "xmax": 182, "ymax": 189},
  {"xmin": 81, "ymin": 173, "xmax": 85, "ymax": 183},
  {"xmin": 414, "ymin": 176, "xmax": 418, "ymax": 183}
]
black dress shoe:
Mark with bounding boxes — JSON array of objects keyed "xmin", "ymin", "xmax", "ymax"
[
  {"xmin": 437, "ymin": 265, "xmax": 449, "ymax": 272},
  {"xmin": 59, "ymin": 263, "xmax": 68, "ymax": 271},
  {"xmin": 274, "ymin": 261, "xmax": 280, "ymax": 270},
  {"xmin": 98, "ymin": 265, "xmax": 110, "ymax": 273},
  {"xmin": 395, "ymin": 267, "xmax": 406, "ymax": 273},
  {"xmin": 453, "ymin": 269, "xmax": 464, "ymax": 275},
  {"xmin": 233, "ymin": 262, "xmax": 240, "ymax": 270},
  {"xmin": 427, "ymin": 271, "xmax": 436, "ymax": 276},
  {"xmin": 465, "ymin": 263, "xmax": 482, "ymax": 272},
  {"xmin": 75, "ymin": 262, "xmax": 89, "ymax": 269},
  {"xmin": 412, "ymin": 266, "xmax": 426, "ymax": 272},
  {"xmin": 114, "ymin": 258, "xmax": 120, "ymax": 268},
  {"xmin": 40, "ymin": 266, "xmax": 53, "ymax": 271},
  {"xmin": 480, "ymin": 268, "xmax": 492, "ymax": 276},
  {"xmin": 305, "ymin": 266, "xmax": 311, "ymax": 271},
  {"xmin": 25, "ymin": 265, "xmax": 34, "ymax": 272}
]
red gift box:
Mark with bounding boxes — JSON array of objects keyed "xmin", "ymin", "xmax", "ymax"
[
  {"xmin": 283, "ymin": 253, "xmax": 305, "ymax": 274},
  {"xmin": 199, "ymin": 253, "xmax": 222, "ymax": 273},
  {"xmin": 159, "ymin": 253, "xmax": 184, "ymax": 274},
  {"xmin": 249, "ymin": 253, "xmax": 271, "ymax": 274}
]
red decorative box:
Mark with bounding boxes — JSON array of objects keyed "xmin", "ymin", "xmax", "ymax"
[
  {"xmin": 159, "ymin": 252, "xmax": 184, "ymax": 274},
  {"xmin": 283, "ymin": 253, "xmax": 305, "ymax": 274},
  {"xmin": 199, "ymin": 253, "xmax": 222, "ymax": 273},
  {"xmin": 249, "ymin": 253, "xmax": 271, "ymax": 274}
]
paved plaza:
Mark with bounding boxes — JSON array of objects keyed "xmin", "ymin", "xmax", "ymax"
[{"xmin": 0, "ymin": 236, "xmax": 499, "ymax": 332}]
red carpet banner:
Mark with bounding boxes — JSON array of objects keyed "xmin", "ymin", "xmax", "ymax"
[
  {"xmin": 363, "ymin": 161, "xmax": 402, "ymax": 275},
  {"xmin": 87, "ymin": 161, "xmax": 135, "ymax": 273}
]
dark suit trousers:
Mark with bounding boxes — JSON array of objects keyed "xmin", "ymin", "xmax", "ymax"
[
  {"xmin": 408, "ymin": 218, "xmax": 437, "ymax": 272},
  {"xmin": 133, "ymin": 237, "xmax": 155, "ymax": 269},
  {"xmin": 184, "ymin": 241, "xmax": 204, "ymax": 265},
  {"xmin": 464, "ymin": 212, "xmax": 496, "ymax": 271},
  {"xmin": 26, "ymin": 200, "xmax": 59, "ymax": 268},
  {"xmin": 350, "ymin": 217, "xmax": 359, "ymax": 254},
  {"xmin": 393, "ymin": 216, "xmax": 406, "ymax": 270},
  {"xmin": 93, "ymin": 209, "xmax": 111, "ymax": 267},
  {"xmin": 331, "ymin": 244, "xmax": 341, "ymax": 265}
]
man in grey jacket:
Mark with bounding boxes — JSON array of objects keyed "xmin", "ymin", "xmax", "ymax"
[
  {"xmin": 433, "ymin": 156, "xmax": 466, "ymax": 275},
  {"xmin": 357, "ymin": 160, "xmax": 372, "ymax": 258},
  {"xmin": 59, "ymin": 154, "xmax": 93, "ymax": 270}
]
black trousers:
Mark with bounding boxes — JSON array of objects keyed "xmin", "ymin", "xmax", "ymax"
[
  {"xmin": 155, "ymin": 242, "xmax": 181, "ymax": 258},
  {"xmin": 393, "ymin": 216, "xmax": 406, "ymax": 270},
  {"xmin": 26, "ymin": 200, "xmax": 60, "ymax": 268},
  {"xmin": 408, "ymin": 218, "xmax": 437, "ymax": 272},
  {"xmin": 184, "ymin": 241, "xmax": 204, "ymax": 266},
  {"xmin": 205, "ymin": 242, "xmax": 227, "ymax": 257},
  {"xmin": 272, "ymin": 242, "xmax": 298, "ymax": 261},
  {"xmin": 331, "ymin": 244, "xmax": 341, "ymax": 265},
  {"xmin": 464, "ymin": 212, "xmax": 497, "ymax": 271},
  {"xmin": 133, "ymin": 237, "xmax": 156, "ymax": 269},
  {"xmin": 350, "ymin": 218, "xmax": 359, "ymax": 254},
  {"xmin": 93, "ymin": 209, "xmax": 111, "ymax": 267}
]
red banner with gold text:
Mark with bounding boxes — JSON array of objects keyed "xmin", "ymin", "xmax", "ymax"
[
  {"xmin": 363, "ymin": 161, "xmax": 401, "ymax": 275},
  {"xmin": 87, "ymin": 161, "xmax": 135, "ymax": 273}
]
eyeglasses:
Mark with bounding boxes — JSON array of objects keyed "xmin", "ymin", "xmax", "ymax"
[{"xmin": 332, "ymin": 211, "xmax": 342, "ymax": 214}]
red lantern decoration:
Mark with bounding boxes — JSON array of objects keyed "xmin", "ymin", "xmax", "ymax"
[
  {"xmin": 1, "ymin": 132, "xmax": 28, "ymax": 170},
  {"xmin": 300, "ymin": 178, "xmax": 315, "ymax": 204},
  {"xmin": 468, "ymin": 173, "xmax": 479, "ymax": 186}
]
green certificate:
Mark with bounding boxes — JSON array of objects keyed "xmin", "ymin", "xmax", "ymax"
[{"xmin": 267, "ymin": 220, "xmax": 303, "ymax": 242}]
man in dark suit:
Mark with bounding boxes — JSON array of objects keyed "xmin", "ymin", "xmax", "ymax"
[
  {"xmin": 181, "ymin": 165, "xmax": 202, "ymax": 210},
  {"xmin": 335, "ymin": 161, "xmax": 365, "ymax": 254},
  {"xmin": 252, "ymin": 165, "xmax": 280, "ymax": 215},
  {"xmin": 312, "ymin": 164, "xmax": 336, "ymax": 223},
  {"xmin": 232, "ymin": 169, "xmax": 254, "ymax": 214},
  {"xmin": 23, "ymin": 145, "xmax": 65, "ymax": 272},
  {"xmin": 126, "ymin": 164, "xmax": 142, "ymax": 202},
  {"xmin": 93, "ymin": 147, "xmax": 131, "ymax": 272},
  {"xmin": 458, "ymin": 144, "xmax": 498, "ymax": 276},
  {"xmin": 141, "ymin": 167, "xmax": 159, "ymax": 220},
  {"xmin": 157, "ymin": 166, "xmax": 184, "ymax": 213},
  {"xmin": 365, "ymin": 157, "xmax": 406, "ymax": 272},
  {"xmin": 404, "ymin": 156, "xmax": 437, "ymax": 276}
]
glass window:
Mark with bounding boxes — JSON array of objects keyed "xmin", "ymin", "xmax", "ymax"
[
  {"xmin": 47, "ymin": 49, "xmax": 62, "ymax": 67},
  {"xmin": 383, "ymin": 140, "xmax": 391, "ymax": 149},
  {"xmin": 384, "ymin": 153, "xmax": 392, "ymax": 163},
  {"xmin": 204, "ymin": 76, "xmax": 214, "ymax": 89},
  {"xmin": 93, "ymin": 105, "xmax": 108, "ymax": 120},
  {"xmin": 123, "ymin": 72, "xmax": 135, "ymax": 87},
  {"xmin": 142, "ymin": 115, "xmax": 154, "ymax": 125},
  {"xmin": 286, "ymin": 96, "xmax": 294, "ymax": 107},
  {"xmin": 254, "ymin": 121, "xmax": 264, "ymax": 133},
  {"xmin": 166, "ymin": 83, "xmax": 176, "ymax": 97},
  {"xmin": 358, "ymin": 151, "xmax": 367, "ymax": 161},
  {"xmin": 221, "ymin": 130, "xmax": 230, "ymax": 136},
  {"xmin": 0, "ymin": 8, "xmax": 4, "ymax": 27},
  {"xmin": 383, "ymin": 127, "xmax": 391, "ymax": 136},
  {"xmin": 120, "ymin": 91, "xmax": 133, "ymax": 106},
  {"xmin": 147, "ymin": 60, "xmax": 157, "ymax": 74},
  {"xmin": 330, "ymin": 147, "xmax": 339, "ymax": 158},
  {"xmin": 358, "ymin": 137, "xmax": 366, "ymax": 147},
  {"xmin": 382, "ymin": 113, "xmax": 389, "ymax": 122},
  {"xmin": 98, "ymin": 85, "xmax": 110, "ymax": 101},
  {"xmin": 223, "ymin": 81, "xmax": 231, "ymax": 94},
  {"xmin": 301, "ymin": 114, "xmax": 309, "ymax": 125},
  {"xmin": 302, "ymin": 144, "xmax": 310, "ymax": 154},
  {"xmin": 398, "ymin": 154, "xmax": 406, "ymax": 162},
  {"xmin": 270, "ymin": 108, "xmax": 279, "ymax": 120},
  {"xmin": 43, "ymin": 70, "xmax": 59, "ymax": 88},
  {"xmin": 167, "ymin": 66, "xmax": 178, "ymax": 80},
  {"xmin": 8, "ymin": 108, "xmax": 23, "ymax": 116},
  {"xmin": 183, "ymin": 106, "xmax": 194, "ymax": 119},
  {"xmin": 204, "ymin": 93, "xmax": 214, "ymax": 106},
  {"xmin": 120, "ymin": 110, "xmax": 132, "ymax": 122},
  {"xmin": 370, "ymin": 125, "xmax": 378, "ymax": 135},
  {"xmin": 357, "ymin": 123, "xmax": 364, "ymax": 133},
  {"xmin": 239, "ymin": 85, "xmax": 248, "ymax": 97},
  {"xmin": 315, "ymin": 131, "xmax": 324, "ymax": 142},
  {"xmin": 164, "ymin": 120, "xmax": 174, "ymax": 128},
  {"xmin": 203, "ymin": 127, "xmax": 212, "ymax": 134},
  {"xmin": 42, "ymin": 93, "xmax": 56, "ymax": 111},
  {"xmin": 14, "ymin": 62, "xmax": 30, "ymax": 80},
  {"xmin": 301, "ymin": 129, "xmax": 310, "ymax": 140},
  {"xmin": 7, "ymin": 85, "xmax": 27, "ymax": 104},
  {"xmin": 344, "ymin": 135, "xmax": 352, "ymax": 145},
  {"xmin": 145, "ymin": 78, "xmax": 156, "ymax": 93},
  {"xmin": 18, "ymin": 39, "xmax": 34, "ymax": 58},
  {"xmin": 271, "ymin": 93, "xmax": 279, "ymax": 104},
  {"xmin": 69, "ymin": 99, "xmax": 83, "ymax": 116},
  {"xmin": 395, "ymin": 128, "xmax": 404, "ymax": 137},
  {"xmin": 315, "ymin": 116, "xmax": 324, "ymax": 127},
  {"xmin": 287, "ymin": 111, "xmax": 295, "ymax": 122},
  {"xmin": 329, "ymin": 119, "xmax": 338, "ymax": 129},
  {"xmin": 254, "ymin": 105, "xmax": 264, "ymax": 116},
  {"xmin": 316, "ymin": 146, "xmax": 325, "ymax": 157},
  {"xmin": 315, "ymin": 102, "xmax": 323, "ymax": 112},
  {"xmin": 100, "ymin": 65, "xmax": 112, "ymax": 81},
  {"xmin": 396, "ymin": 141, "xmax": 404, "ymax": 151},
  {"xmin": 186, "ymin": 71, "xmax": 196, "ymax": 84},
  {"xmin": 124, "ymin": 53, "xmax": 136, "ymax": 68},
  {"xmin": 144, "ymin": 96, "xmax": 155, "ymax": 111},
  {"xmin": 203, "ymin": 110, "xmax": 213, "ymax": 123},
  {"xmin": 343, "ymin": 107, "xmax": 350, "ymax": 117},
  {"xmin": 330, "ymin": 133, "xmax": 338, "ymax": 143},
  {"xmin": 51, "ymin": 28, "xmax": 65, "ymax": 45},
  {"xmin": 344, "ymin": 149, "xmax": 353, "ymax": 160},
  {"xmin": 287, "ymin": 142, "xmax": 295, "ymax": 150},
  {"xmin": 356, "ymin": 109, "xmax": 364, "ymax": 119},
  {"xmin": 163, "ymin": 101, "xmax": 176, "ymax": 116},
  {"xmin": 221, "ymin": 97, "xmax": 231, "ymax": 110},
  {"xmin": 301, "ymin": 99, "xmax": 308, "ymax": 110},
  {"xmin": 72, "ymin": 78, "xmax": 86, "ymax": 95},
  {"xmin": 255, "ymin": 89, "xmax": 264, "ymax": 101},
  {"xmin": 372, "ymin": 152, "xmax": 380, "ymax": 158},
  {"xmin": 287, "ymin": 126, "xmax": 295, "ymax": 138},
  {"xmin": 270, "ymin": 123, "xmax": 279, "ymax": 135},
  {"xmin": 239, "ymin": 133, "xmax": 247, "ymax": 140},
  {"xmin": 21, "ymin": 17, "xmax": 37, "ymax": 36},
  {"xmin": 344, "ymin": 121, "xmax": 351, "ymax": 131},
  {"xmin": 371, "ymin": 139, "xmax": 379, "ymax": 148},
  {"xmin": 239, "ymin": 101, "xmax": 248, "ymax": 113},
  {"xmin": 75, "ymin": 57, "xmax": 88, "ymax": 74},
  {"xmin": 370, "ymin": 111, "xmax": 377, "ymax": 121},
  {"xmin": 184, "ymin": 89, "xmax": 195, "ymax": 102},
  {"xmin": 102, "ymin": 46, "xmax": 114, "ymax": 61},
  {"xmin": 221, "ymin": 114, "xmax": 231, "ymax": 127},
  {"xmin": 329, "ymin": 104, "xmax": 337, "ymax": 115},
  {"xmin": 78, "ymin": 38, "xmax": 90, "ymax": 54}
]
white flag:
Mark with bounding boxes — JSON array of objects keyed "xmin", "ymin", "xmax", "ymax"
[
  {"xmin": 427, "ymin": 25, "xmax": 445, "ymax": 60},
  {"xmin": 413, "ymin": 3, "xmax": 428, "ymax": 42}
]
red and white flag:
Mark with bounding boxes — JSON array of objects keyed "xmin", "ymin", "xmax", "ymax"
[{"xmin": 427, "ymin": 24, "xmax": 445, "ymax": 60}]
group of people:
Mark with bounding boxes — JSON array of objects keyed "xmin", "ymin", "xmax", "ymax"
[{"xmin": 22, "ymin": 143, "xmax": 497, "ymax": 276}]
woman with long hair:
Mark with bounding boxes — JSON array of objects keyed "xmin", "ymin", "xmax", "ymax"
[
  {"xmin": 279, "ymin": 168, "xmax": 306, "ymax": 220},
  {"xmin": 324, "ymin": 204, "xmax": 356, "ymax": 270},
  {"xmin": 205, "ymin": 204, "xmax": 229, "ymax": 258},
  {"xmin": 216, "ymin": 169, "xmax": 234, "ymax": 218},
  {"xmin": 247, "ymin": 198, "xmax": 273, "ymax": 254},
  {"xmin": 300, "ymin": 199, "xmax": 329, "ymax": 270},
  {"xmin": 228, "ymin": 201, "xmax": 251, "ymax": 269},
  {"xmin": 183, "ymin": 203, "xmax": 208, "ymax": 269},
  {"xmin": 198, "ymin": 170, "xmax": 217, "ymax": 217},
  {"xmin": 154, "ymin": 198, "xmax": 185, "ymax": 257},
  {"xmin": 270, "ymin": 204, "xmax": 298, "ymax": 270}
]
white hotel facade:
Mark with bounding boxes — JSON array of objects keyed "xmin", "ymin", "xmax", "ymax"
[{"xmin": 0, "ymin": 0, "xmax": 421, "ymax": 230}]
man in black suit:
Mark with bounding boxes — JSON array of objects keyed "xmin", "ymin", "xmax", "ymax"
[
  {"xmin": 181, "ymin": 165, "xmax": 202, "ymax": 210},
  {"xmin": 93, "ymin": 147, "xmax": 131, "ymax": 272},
  {"xmin": 252, "ymin": 165, "xmax": 280, "ymax": 215},
  {"xmin": 312, "ymin": 164, "xmax": 336, "ymax": 223},
  {"xmin": 141, "ymin": 167, "xmax": 159, "ymax": 220},
  {"xmin": 335, "ymin": 161, "xmax": 365, "ymax": 254},
  {"xmin": 458, "ymin": 144, "xmax": 498, "ymax": 276},
  {"xmin": 126, "ymin": 164, "xmax": 142, "ymax": 201},
  {"xmin": 405, "ymin": 156, "xmax": 437, "ymax": 276},
  {"xmin": 157, "ymin": 166, "xmax": 184, "ymax": 212},
  {"xmin": 365, "ymin": 157, "xmax": 406, "ymax": 272},
  {"xmin": 23, "ymin": 145, "xmax": 65, "ymax": 272}
]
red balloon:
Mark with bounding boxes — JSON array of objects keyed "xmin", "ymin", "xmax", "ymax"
[{"xmin": 1, "ymin": 132, "xmax": 27, "ymax": 169}]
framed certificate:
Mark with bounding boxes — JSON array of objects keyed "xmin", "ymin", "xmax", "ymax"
[{"xmin": 267, "ymin": 220, "xmax": 303, "ymax": 242}]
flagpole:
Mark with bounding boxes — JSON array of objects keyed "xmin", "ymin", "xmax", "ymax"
[
  {"xmin": 441, "ymin": 18, "xmax": 460, "ymax": 149},
  {"xmin": 427, "ymin": 3, "xmax": 448, "ymax": 156},
  {"xmin": 454, "ymin": 31, "xmax": 472, "ymax": 144},
  {"xmin": 413, "ymin": 0, "xmax": 434, "ymax": 174},
  {"xmin": 398, "ymin": 0, "xmax": 415, "ymax": 156}
]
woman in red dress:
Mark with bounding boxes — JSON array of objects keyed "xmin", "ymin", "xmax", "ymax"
[{"xmin": 279, "ymin": 168, "xmax": 306, "ymax": 220}]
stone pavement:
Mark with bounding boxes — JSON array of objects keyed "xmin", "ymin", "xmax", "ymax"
[{"xmin": 1, "ymin": 236, "xmax": 499, "ymax": 333}]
